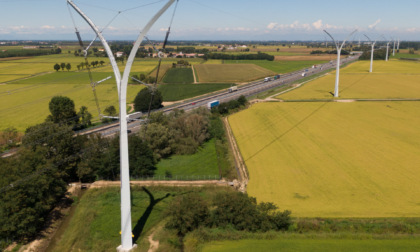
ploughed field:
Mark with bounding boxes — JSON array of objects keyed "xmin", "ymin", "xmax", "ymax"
[{"xmin": 229, "ymin": 60, "xmax": 420, "ymax": 217}]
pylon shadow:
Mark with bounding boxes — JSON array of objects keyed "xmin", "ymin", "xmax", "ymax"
[{"xmin": 132, "ymin": 187, "xmax": 171, "ymax": 243}]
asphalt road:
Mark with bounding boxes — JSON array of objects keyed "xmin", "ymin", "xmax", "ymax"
[{"xmin": 81, "ymin": 54, "xmax": 361, "ymax": 137}]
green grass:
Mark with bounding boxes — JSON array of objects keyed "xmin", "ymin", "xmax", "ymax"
[
  {"xmin": 162, "ymin": 68, "xmax": 194, "ymax": 84},
  {"xmin": 49, "ymin": 187, "xmax": 176, "ymax": 252},
  {"xmin": 224, "ymin": 60, "xmax": 327, "ymax": 74},
  {"xmin": 229, "ymin": 101, "xmax": 420, "ymax": 217},
  {"xmin": 159, "ymin": 83, "xmax": 232, "ymax": 101},
  {"xmin": 390, "ymin": 53, "xmax": 420, "ymax": 59},
  {"xmin": 202, "ymin": 238, "xmax": 420, "ymax": 252},
  {"xmin": 155, "ymin": 139, "xmax": 220, "ymax": 178},
  {"xmin": 194, "ymin": 64, "xmax": 274, "ymax": 83}
]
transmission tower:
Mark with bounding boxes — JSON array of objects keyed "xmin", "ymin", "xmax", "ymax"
[
  {"xmin": 323, "ymin": 29, "xmax": 357, "ymax": 97},
  {"xmin": 364, "ymin": 34, "xmax": 377, "ymax": 73},
  {"xmin": 67, "ymin": 1, "xmax": 176, "ymax": 251}
]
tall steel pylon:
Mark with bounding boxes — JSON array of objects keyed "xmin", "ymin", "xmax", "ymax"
[
  {"xmin": 364, "ymin": 34, "xmax": 377, "ymax": 73},
  {"xmin": 66, "ymin": 1, "xmax": 176, "ymax": 251},
  {"xmin": 323, "ymin": 29, "xmax": 357, "ymax": 97}
]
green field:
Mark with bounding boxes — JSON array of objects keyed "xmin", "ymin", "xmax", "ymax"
[
  {"xmin": 202, "ymin": 238, "xmax": 420, "ymax": 252},
  {"xmin": 159, "ymin": 83, "xmax": 232, "ymax": 101},
  {"xmin": 228, "ymin": 101, "xmax": 420, "ymax": 217},
  {"xmin": 225, "ymin": 60, "xmax": 326, "ymax": 73},
  {"xmin": 277, "ymin": 60, "xmax": 420, "ymax": 100},
  {"xmin": 49, "ymin": 187, "xmax": 175, "ymax": 252},
  {"xmin": 155, "ymin": 139, "xmax": 220, "ymax": 179},
  {"xmin": 194, "ymin": 64, "xmax": 274, "ymax": 83},
  {"xmin": 162, "ymin": 68, "xmax": 194, "ymax": 84}
]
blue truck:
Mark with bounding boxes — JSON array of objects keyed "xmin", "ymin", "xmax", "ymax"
[{"xmin": 207, "ymin": 100, "xmax": 220, "ymax": 109}]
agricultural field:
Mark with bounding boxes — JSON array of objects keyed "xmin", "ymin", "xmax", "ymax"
[
  {"xmin": 162, "ymin": 68, "xmax": 194, "ymax": 84},
  {"xmin": 194, "ymin": 64, "xmax": 274, "ymax": 83},
  {"xmin": 228, "ymin": 101, "xmax": 420, "ymax": 217},
  {"xmin": 0, "ymin": 83, "xmax": 143, "ymax": 131},
  {"xmin": 202, "ymin": 238, "xmax": 420, "ymax": 252},
  {"xmin": 225, "ymin": 60, "xmax": 327, "ymax": 74},
  {"xmin": 159, "ymin": 83, "xmax": 232, "ymax": 101},
  {"xmin": 277, "ymin": 60, "xmax": 420, "ymax": 100}
]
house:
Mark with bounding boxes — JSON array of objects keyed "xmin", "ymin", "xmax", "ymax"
[{"xmin": 115, "ymin": 51, "xmax": 124, "ymax": 57}]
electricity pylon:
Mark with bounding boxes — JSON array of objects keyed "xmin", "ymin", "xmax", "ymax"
[
  {"xmin": 67, "ymin": 1, "xmax": 176, "ymax": 251},
  {"xmin": 323, "ymin": 29, "xmax": 357, "ymax": 97}
]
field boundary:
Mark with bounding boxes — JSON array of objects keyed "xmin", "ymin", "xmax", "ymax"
[{"xmin": 223, "ymin": 117, "xmax": 248, "ymax": 192}]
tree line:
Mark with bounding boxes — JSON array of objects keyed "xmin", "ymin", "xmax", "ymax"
[
  {"xmin": 0, "ymin": 48, "xmax": 61, "ymax": 58},
  {"xmin": 204, "ymin": 52, "xmax": 275, "ymax": 61},
  {"xmin": 310, "ymin": 49, "xmax": 350, "ymax": 55},
  {"xmin": 359, "ymin": 48, "xmax": 389, "ymax": 60},
  {"xmin": 165, "ymin": 191, "xmax": 292, "ymax": 237}
]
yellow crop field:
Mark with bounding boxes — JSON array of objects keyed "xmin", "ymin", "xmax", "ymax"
[
  {"xmin": 194, "ymin": 64, "xmax": 274, "ymax": 83},
  {"xmin": 0, "ymin": 83, "xmax": 143, "ymax": 131},
  {"xmin": 277, "ymin": 60, "xmax": 420, "ymax": 100},
  {"xmin": 229, "ymin": 101, "xmax": 420, "ymax": 217}
]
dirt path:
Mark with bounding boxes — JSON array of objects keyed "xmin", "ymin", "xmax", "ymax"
[
  {"xmin": 192, "ymin": 65, "xmax": 197, "ymax": 83},
  {"xmin": 90, "ymin": 180, "xmax": 229, "ymax": 188},
  {"xmin": 223, "ymin": 117, "xmax": 248, "ymax": 192},
  {"xmin": 147, "ymin": 228, "xmax": 161, "ymax": 252}
]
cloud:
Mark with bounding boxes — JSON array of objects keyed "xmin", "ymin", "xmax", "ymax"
[
  {"xmin": 368, "ymin": 19, "xmax": 381, "ymax": 29},
  {"xmin": 312, "ymin": 20, "xmax": 323, "ymax": 30},
  {"xmin": 267, "ymin": 22, "xmax": 278, "ymax": 30},
  {"xmin": 41, "ymin": 25, "xmax": 55, "ymax": 30}
]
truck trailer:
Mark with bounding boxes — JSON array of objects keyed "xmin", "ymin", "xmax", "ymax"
[
  {"xmin": 207, "ymin": 100, "xmax": 220, "ymax": 109},
  {"xmin": 228, "ymin": 86, "xmax": 238, "ymax": 92}
]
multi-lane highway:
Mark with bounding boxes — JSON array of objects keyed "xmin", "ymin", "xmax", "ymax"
[{"xmin": 80, "ymin": 54, "xmax": 360, "ymax": 137}]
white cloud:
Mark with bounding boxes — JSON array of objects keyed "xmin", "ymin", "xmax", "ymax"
[
  {"xmin": 312, "ymin": 20, "xmax": 323, "ymax": 30},
  {"xmin": 368, "ymin": 19, "xmax": 381, "ymax": 29},
  {"xmin": 267, "ymin": 22, "xmax": 278, "ymax": 30},
  {"xmin": 41, "ymin": 25, "xmax": 55, "ymax": 30}
]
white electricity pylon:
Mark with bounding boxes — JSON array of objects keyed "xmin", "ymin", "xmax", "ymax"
[
  {"xmin": 392, "ymin": 38, "xmax": 396, "ymax": 56},
  {"xmin": 382, "ymin": 36, "xmax": 390, "ymax": 61},
  {"xmin": 67, "ymin": 1, "xmax": 176, "ymax": 251},
  {"xmin": 323, "ymin": 29, "xmax": 357, "ymax": 97},
  {"xmin": 364, "ymin": 34, "xmax": 377, "ymax": 73}
]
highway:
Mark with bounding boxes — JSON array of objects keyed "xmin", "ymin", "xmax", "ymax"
[{"xmin": 78, "ymin": 54, "xmax": 361, "ymax": 137}]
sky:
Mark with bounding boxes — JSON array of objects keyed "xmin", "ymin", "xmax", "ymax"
[{"xmin": 1, "ymin": 0, "xmax": 420, "ymax": 41}]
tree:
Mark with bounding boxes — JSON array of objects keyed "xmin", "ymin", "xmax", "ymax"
[
  {"xmin": 65, "ymin": 63, "xmax": 71, "ymax": 72},
  {"xmin": 102, "ymin": 105, "xmax": 117, "ymax": 123},
  {"xmin": 77, "ymin": 64, "xmax": 81, "ymax": 71},
  {"xmin": 54, "ymin": 63, "xmax": 60, "ymax": 72},
  {"xmin": 128, "ymin": 134, "xmax": 156, "ymax": 177},
  {"xmin": 141, "ymin": 122, "xmax": 175, "ymax": 160},
  {"xmin": 22, "ymin": 121, "xmax": 84, "ymax": 181},
  {"xmin": 46, "ymin": 96, "xmax": 78, "ymax": 126},
  {"xmin": 133, "ymin": 87, "xmax": 163, "ymax": 113},
  {"xmin": 99, "ymin": 60, "xmax": 105, "ymax": 66},
  {"xmin": 0, "ymin": 127, "xmax": 20, "ymax": 149},
  {"xmin": 77, "ymin": 106, "xmax": 92, "ymax": 129},
  {"xmin": 60, "ymin": 62, "xmax": 66, "ymax": 71},
  {"xmin": 165, "ymin": 193, "xmax": 210, "ymax": 236}
]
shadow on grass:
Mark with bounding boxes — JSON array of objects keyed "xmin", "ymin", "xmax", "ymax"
[{"xmin": 132, "ymin": 187, "xmax": 172, "ymax": 243}]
